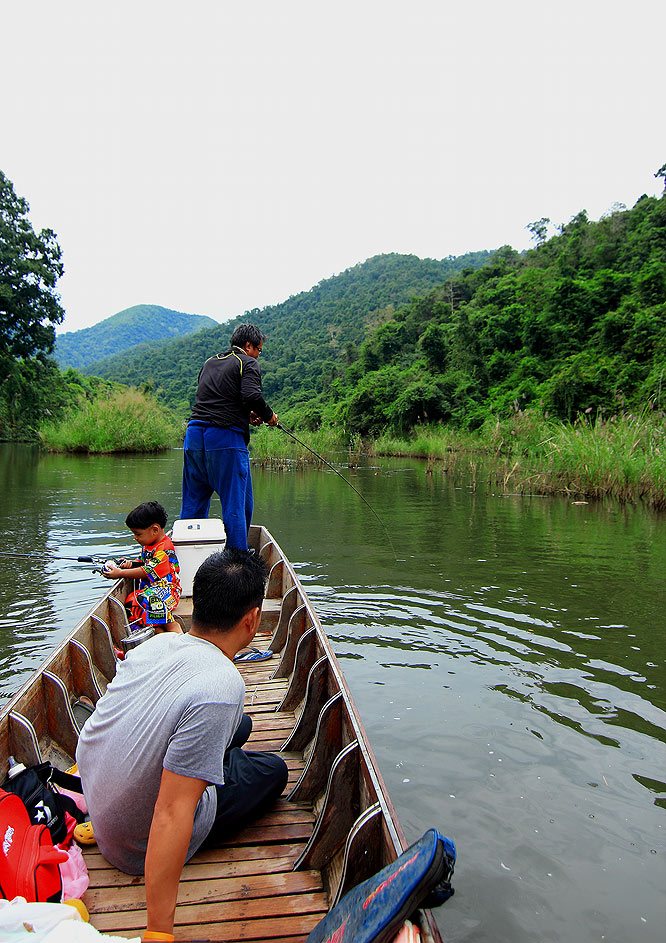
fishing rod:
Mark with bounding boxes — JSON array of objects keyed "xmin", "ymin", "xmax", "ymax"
[
  {"xmin": 0, "ymin": 550, "xmax": 132, "ymax": 565},
  {"xmin": 0, "ymin": 550, "xmax": 106, "ymax": 563},
  {"xmin": 276, "ymin": 422, "xmax": 398, "ymax": 559}
]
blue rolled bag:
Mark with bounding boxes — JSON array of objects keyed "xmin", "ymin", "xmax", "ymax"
[{"xmin": 306, "ymin": 828, "xmax": 456, "ymax": 943}]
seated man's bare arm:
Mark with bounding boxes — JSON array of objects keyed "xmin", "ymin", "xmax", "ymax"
[{"xmin": 144, "ymin": 768, "xmax": 208, "ymax": 936}]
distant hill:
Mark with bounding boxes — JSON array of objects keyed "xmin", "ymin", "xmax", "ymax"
[
  {"xmin": 55, "ymin": 305, "xmax": 219, "ymax": 370},
  {"xmin": 86, "ymin": 251, "xmax": 494, "ymax": 413}
]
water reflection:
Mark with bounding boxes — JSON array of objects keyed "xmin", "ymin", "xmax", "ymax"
[{"xmin": 0, "ymin": 446, "xmax": 665, "ymax": 942}]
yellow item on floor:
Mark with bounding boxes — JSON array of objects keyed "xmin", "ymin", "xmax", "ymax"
[
  {"xmin": 74, "ymin": 820, "xmax": 96, "ymax": 845},
  {"xmin": 63, "ymin": 899, "xmax": 89, "ymax": 922}
]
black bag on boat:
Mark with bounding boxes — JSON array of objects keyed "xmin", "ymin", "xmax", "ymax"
[
  {"xmin": 306, "ymin": 827, "xmax": 455, "ymax": 943},
  {"xmin": 1, "ymin": 763, "xmax": 86, "ymax": 845}
]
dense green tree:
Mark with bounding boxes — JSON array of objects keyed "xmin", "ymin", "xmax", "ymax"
[
  {"xmin": 0, "ymin": 171, "xmax": 64, "ymax": 363},
  {"xmin": 320, "ymin": 190, "xmax": 666, "ymax": 434},
  {"xmin": 0, "ymin": 171, "xmax": 69, "ymax": 439}
]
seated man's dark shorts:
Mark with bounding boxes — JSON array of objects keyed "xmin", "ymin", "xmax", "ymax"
[{"xmin": 203, "ymin": 713, "xmax": 288, "ymax": 844}]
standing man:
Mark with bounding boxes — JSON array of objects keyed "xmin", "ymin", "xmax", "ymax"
[
  {"xmin": 180, "ymin": 323, "xmax": 278, "ymax": 549},
  {"xmin": 76, "ymin": 548, "xmax": 288, "ymax": 941}
]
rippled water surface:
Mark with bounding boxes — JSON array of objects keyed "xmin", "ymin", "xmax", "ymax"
[{"xmin": 1, "ymin": 443, "xmax": 665, "ymax": 942}]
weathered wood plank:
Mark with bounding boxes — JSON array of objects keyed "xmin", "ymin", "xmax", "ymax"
[
  {"xmin": 91, "ymin": 891, "xmax": 328, "ymax": 931},
  {"xmin": 84, "ymin": 841, "xmax": 307, "ymax": 872},
  {"xmin": 89, "ymin": 855, "xmax": 308, "ymax": 887},
  {"xmin": 85, "ymin": 869, "xmax": 323, "ymax": 912}
]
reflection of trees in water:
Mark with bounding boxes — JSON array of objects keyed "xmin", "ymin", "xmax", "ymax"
[
  {"xmin": 0, "ymin": 447, "xmax": 185, "ymax": 701},
  {"xmin": 0, "ymin": 445, "xmax": 60, "ymax": 699}
]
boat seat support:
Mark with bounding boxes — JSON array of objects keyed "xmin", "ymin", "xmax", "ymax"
[
  {"xmin": 294, "ymin": 740, "xmax": 360, "ymax": 872},
  {"xmin": 42, "ymin": 671, "xmax": 80, "ymax": 759},
  {"xmin": 277, "ymin": 627, "xmax": 318, "ymax": 713},
  {"xmin": 271, "ymin": 605, "xmax": 312, "ymax": 680},
  {"xmin": 330, "ymin": 803, "xmax": 384, "ymax": 907},
  {"xmin": 268, "ymin": 585, "xmax": 300, "ymax": 654},
  {"xmin": 281, "ymin": 656, "xmax": 330, "ymax": 752},
  {"xmin": 288, "ymin": 692, "xmax": 343, "ymax": 803}
]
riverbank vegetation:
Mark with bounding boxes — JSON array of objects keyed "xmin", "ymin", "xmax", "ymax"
[
  {"xmin": 251, "ymin": 410, "xmax": 666, "ymax": 510},
  {"xmin": 39, "ymin": 388, "xmax": 182, "ymax": 453},
  {"xmin": 2, "ymin": 163, "xmax": 665, "ymax": 505}
]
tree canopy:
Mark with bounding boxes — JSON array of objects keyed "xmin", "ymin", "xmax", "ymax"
[
  {"xmin": 325, "ymin": 193, "xmax": 666, "ymax": 434},
  {"xmin": 0, "ymin": 170, "xmax": 64, "ymax": 363},
  {"xmin": 0, "ymin": 170, "xmax": 68, "ymax": 439}
]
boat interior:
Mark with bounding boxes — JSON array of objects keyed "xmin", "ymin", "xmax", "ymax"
[{"xmin": 0, "ymin": 525, "xmax": 442, "ymax": 942}]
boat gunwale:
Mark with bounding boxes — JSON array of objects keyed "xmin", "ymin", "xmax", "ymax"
[{"xmin": 256, "ymin": 525, "xmax": 407, "ymax": 859}]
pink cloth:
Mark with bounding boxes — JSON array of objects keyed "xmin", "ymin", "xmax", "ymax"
[{"xmin": 56, "ymin": 842, "xmax": 89, "ymax": 900}]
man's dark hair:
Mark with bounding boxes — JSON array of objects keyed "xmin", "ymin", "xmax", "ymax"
[
  {"xmin": 230, "ymin": 323, "xmax": 265, "ymax": 350},
  {"xmin": 192, "ymin": 547, "xmax": 268, "ymax": 632},
  {"xmin": 125, "ymin": 501, "xmax": 168, "ymax": 530}
]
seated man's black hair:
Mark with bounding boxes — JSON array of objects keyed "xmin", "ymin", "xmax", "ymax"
[
  {"xmin": 193, "ymin": 548, "xmax": 268, "ymax": 632},
  {"xmin": 125, "ymin": 501, "xmax": 168, "ymax": 530}
]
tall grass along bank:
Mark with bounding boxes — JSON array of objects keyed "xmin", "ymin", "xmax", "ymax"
[
  {"xmin": 376, "ymin": 413, "xmax": 665, "ymax": 510},
  {"xmin": 252, "ymin": 412, "xmax": 665, "ymax": 511},
  {"xmin": 40, "ymin": 389, "xmax": 182, "ymax": 453}
]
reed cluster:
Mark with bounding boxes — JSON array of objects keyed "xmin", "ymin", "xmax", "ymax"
[
  {"xmin": 373, "ymin": 412, "xmax": 666, "ymax": 510},
  {"xmin": 250, "ymin": 424, "xmax": 349, "ymax": 463},
  {"xmin": 252, "ymin": 412, "xmax": 664, "ymax": 510},
  {"xmin": 39, "ymin": 389, "xmax": 182, "ymax": 453}
]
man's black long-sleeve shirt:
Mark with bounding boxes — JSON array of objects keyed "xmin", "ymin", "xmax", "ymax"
[{"xmin": 189, "ymin": 347, "xmax": 273, "ymax": 443}]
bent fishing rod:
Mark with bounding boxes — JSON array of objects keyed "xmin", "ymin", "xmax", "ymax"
[{"xmin": 276, "ymin": 422, "xmax": 398, "ymax": 559}]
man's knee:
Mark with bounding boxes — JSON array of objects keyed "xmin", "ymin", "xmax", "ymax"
[{"xmin": 267, "ymin": 753, "xmax": 289, "ymax": 794}]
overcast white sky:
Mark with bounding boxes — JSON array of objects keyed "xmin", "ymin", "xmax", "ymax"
[{"xmin": 2, "ymin": 1, "xmax": 663, "ymax": 334}]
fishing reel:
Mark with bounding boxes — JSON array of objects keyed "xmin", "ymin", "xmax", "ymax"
[{"xmin": 91, "ymin": 558, "xmax": 120, "ymax": 575}]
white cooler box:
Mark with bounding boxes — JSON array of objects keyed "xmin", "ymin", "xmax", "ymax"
[{"xmin": 172, "ymin": 518, "xmax": 226, "ymax": 597}]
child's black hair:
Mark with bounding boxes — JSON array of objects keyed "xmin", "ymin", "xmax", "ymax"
[{"xmin": 125, "ymin": 501, "xmax": 168, "ymax": 530}]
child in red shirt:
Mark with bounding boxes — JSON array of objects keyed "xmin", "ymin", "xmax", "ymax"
[{"xmin": 103, "ymin": 501, "xmax": 182, "ymax": 633}]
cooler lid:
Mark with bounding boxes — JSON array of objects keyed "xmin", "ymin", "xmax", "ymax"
[{"xmin": 172, "ymin": 518, "xmax": 226, "ymax": 545}]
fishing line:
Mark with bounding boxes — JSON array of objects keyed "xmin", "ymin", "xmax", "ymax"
[{"xmin": 276, "ymin": 422, "xmax": 398, "ymax": 561}]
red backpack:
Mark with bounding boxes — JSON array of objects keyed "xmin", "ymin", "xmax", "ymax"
[{"xmin": 0, "ymin": 787, "xmax": 68, "ymax": 902}]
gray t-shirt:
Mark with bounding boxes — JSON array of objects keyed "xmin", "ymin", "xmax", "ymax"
[{"xmin": 76, "ymin": 632, "xmax": 245, "ymax": 875}]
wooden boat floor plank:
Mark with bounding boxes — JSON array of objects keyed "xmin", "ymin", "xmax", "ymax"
[
  {"xmin": 107, "ymin": 913, "xmax": 323, "ymax": 942},
  {"xmin": 91, "ymin": 891, "xmax": 328, "ymax": 931},
  {"xmin": 85, "ymin": 869, "xmax": 323, "ymax": 913},
  {"xmin": 84, "ymin": 841, "xmax": 307, "ymax": 872},
  {"xmin": 89, "ymin": 855, "xmax": 307, "ymax": 887}
]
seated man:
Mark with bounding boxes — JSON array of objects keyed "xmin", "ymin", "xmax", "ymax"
[{"xmin": 76, "ymin": 548, "xmax": 288, "ymax": 940}]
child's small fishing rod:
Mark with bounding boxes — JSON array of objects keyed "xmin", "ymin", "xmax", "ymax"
[
  {"xmin": 0, "ymin": 550, "xmax": 105, "ymax": 563},
  {"xmin": 276, "ymin": 422, "xmax": 397, "ymax": 559},
  {"xmin": 0, "ymin": 550, "xmax": 133, "ymax": 566}
]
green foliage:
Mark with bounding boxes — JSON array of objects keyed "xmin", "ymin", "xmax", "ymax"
[
  {"xmin": 40, "ymin": 388, "xmax": 182, "ymax": 453},
  {"xmin": 0, "ymin": 170, "xmax": 67, "ymax": 439},
  {"xmin": 0, "ymin": 170, "xmax": 64, "ymax": 363},
  {"xmin": 324, "ymin": 193, "xmax": 666, "ymax": 435},
  {"xmin": 368, "ymin": 411, "xmax": 666, "ymax": 509},
  {"xmin": 55, "ymin": 305, "xmax": 218, "ymax": 370},
  {"xmin": 86, "ymin": 251, "xmax": 494, "ymax": 416}
]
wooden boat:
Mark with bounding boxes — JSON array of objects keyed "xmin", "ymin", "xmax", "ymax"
[{"xmin": 0, "ymin": 524, "xmax": 444, "ymax": 942}]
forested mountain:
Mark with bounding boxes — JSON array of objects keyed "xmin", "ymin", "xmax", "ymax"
[
  {"xmin": 325, "ymin": 193, "xmax": 666, "ymax": 433},
  {"xmin": 86, "ymin": 252, "xmax": 493, "ymax": 413},
  {"xmin": 55, "ymin": 305, "xmax": 218, "ymax": 370}
]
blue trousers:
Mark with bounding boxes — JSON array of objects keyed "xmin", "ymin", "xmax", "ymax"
[{"xmin": 180, "ymin": 423, "xmax": 253, "ymax": 549}]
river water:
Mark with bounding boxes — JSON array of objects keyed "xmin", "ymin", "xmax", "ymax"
[{"xmin": 0, "ymin": 443, "xmax": 664, "ymax": 942}]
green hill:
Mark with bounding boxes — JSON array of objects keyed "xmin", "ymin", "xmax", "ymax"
[
  {"xmin": 55, "ymin": 304, "xmax": 218, "ymax": 370},
  {"xmin": 326, "ymin": 193, "xmax": 666, "ymax": 433},
  {"xmin": 86, "ymin": 251, "xmax": 493, "ymax": 414}
]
